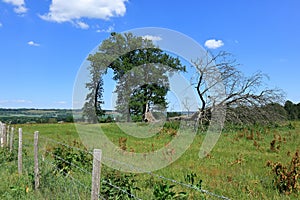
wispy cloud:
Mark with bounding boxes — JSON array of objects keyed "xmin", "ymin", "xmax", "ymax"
[
  {"xmin": 75, "ymin": 21, "xmax": 89, "ymax": 29},
  {"xmin": 204, "ymin": 39, "xmax": 224, "ymax": 49},
  {"xmin": 27, "ymin": 41, "xmax": 40, "ymax": 47},
  {"xmin": 142, "ymin": 35, "xmax": 162, "ymax": 41},
  {"xmin": 0, "ymin": 99, "xmax": 32, "ymax": 104},
  {"xmin": 54, "ymin": 101, "xmax": 67, "ymax": 105},
  {"xmin": 279, "ymin": 58, "xmax": 288, "ymax": 63},
  {"xmin": 40, "ymin": 0, "xmax": 128, "ymax": 29},
  {"xmin": 2, "ymin": 0, "xmax": 28, "ymax": 14},
  {"xmin": 13, "ymin": 99, "xmax": 32, "ymax": 103},
  {"xmin": 96, "ymin": 25, "xmax": 114, "ymax": 33},
  {"xmin": 0, "ymin": 22, "xmax": 2, "ymax": 27},
  {"xmin": 0, "ymin": 100, "xmax": 9, "ymax": 104}
]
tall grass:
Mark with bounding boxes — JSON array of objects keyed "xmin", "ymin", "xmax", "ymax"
[{"xmin": 0, "ymin": 121, "xmax": 299, "ymax": 199}]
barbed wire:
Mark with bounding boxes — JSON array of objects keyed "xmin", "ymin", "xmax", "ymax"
[
  {"xmin": 103, "ymin": 156, "xmax": 230, "ymax": 200},
  {"xmin": 1, "ymin": 129, "xmax": 230, "ymax": 200},
  {"xmin": 101, "ymin": 179, "xmax": 142, "ymax": 200},
  {"xmin": 43, "ymin": 149, "xmax": 92, "ymax": 176},
  {"xmin": 42, "ymin": 158, "xmax": 92, "ymax": 193},
  {"xmin": 44, "ymin": 158, "xmax": 91, "ymax": 200}
]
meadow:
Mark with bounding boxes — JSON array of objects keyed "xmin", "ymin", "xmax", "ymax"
[{"xmin": 0, "ymin": 121, "xmax": 299, "ymax": 199}]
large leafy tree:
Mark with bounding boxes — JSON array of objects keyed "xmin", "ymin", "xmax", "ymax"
[
  {"xmin": 284, "ymin": 100, "xmax": 299, "ymax": 120},
  {"xmin": 83, "ymin": 32, "xmax": 185, "ymax": 122}
]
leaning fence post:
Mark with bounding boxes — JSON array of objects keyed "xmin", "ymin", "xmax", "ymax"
[
  {"xmin": 18, "ymin": 128, "xmax": 23, "ymax": 175},
  {"xmin": 10, "ymin": 127, "xmax": 14, "ymax": 152},
  {"xmin": 91, "ymin": 149, "xmax": 102, "ymax": 200},
  {"xmin": 34, "ymin": 131, "xmax": 39, "ymax": 190}
]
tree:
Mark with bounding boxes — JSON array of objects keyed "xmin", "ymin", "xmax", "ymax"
[
  {"xmin": 83, "ymin": 32, "xmax": 185, "ymax": 122},
  {"xmin": 191, "ymin": 51, "xmax": 285, "ymax": 125},
  {"xmin": 182, "ymin": 97, "xmax": 193, "ymax": 117},
  {"xmin": 284, "ymin": 100, "xmax": 299, "ymax": 120}
]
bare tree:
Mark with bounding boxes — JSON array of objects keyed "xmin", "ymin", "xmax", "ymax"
[
  {"xmin": 191, "ymin": 51, "xmax": 285, "ymax": 125},
  {"xmin": 182, "ymin": 97, "xmax": 194, "ymax": 117}
]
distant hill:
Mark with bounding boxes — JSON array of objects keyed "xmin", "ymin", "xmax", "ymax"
[{"xmin": 0, "ymin": 108, "xmax": 76, "ymax": 124}]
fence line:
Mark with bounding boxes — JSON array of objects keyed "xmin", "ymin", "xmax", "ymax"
[
  {"xmin": 38, "ymin": 136, "xmax": 230, "ymax": 199},
  {"xmin": 103, "ymin": 156, "xmax": 231, "ymax": 200},
  {"xmin": 0, "ymin": 122, "xmax": 231, "ymax": 200}
]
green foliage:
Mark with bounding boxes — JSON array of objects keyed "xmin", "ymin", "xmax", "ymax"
[
  {"xmin": 284, "ymin": 100, "xmax": 300, "ymax": 120},
  {"xmin": 267, "ymin": 151, "xmax": 300, "ymax": 194},
  {"xmin": 0, "ymin": 147, "xmax": 17, "ymax": 164},
  {"xmin": 184, "ymin": 173, "xmax": 202, "ymax": 190},
  {"xmin": 101, "ymin": 169, "xmax": 140, "ymax": 199},
  {"xmin": 129, "ymin": 83, "xmax": 168, "ymax": 121},
  {"xmin": 153, "ymin": 181, "xmax": 187, "ymax": 200},
  {"xmin": 184, "ymin": 173, "xmax": 206, "ymax": 200},
  {"xmin": 163, "ymin": 121, "xmax": 180, "ymax": 130},
  {"xmin": 85, "ymin": 32, "xmax": 186, "ymax": 122},
  {"xmin": 49, "ymin": 140, "xmax": 93, "ymax": 175}
]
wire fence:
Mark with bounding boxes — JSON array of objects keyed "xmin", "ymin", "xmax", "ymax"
[{"xmin": 0, "ymin": 122, "xmax": 230, "ymax": 200}]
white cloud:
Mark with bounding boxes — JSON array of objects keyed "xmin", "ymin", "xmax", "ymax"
[
  {"xmin": 13, "ymin": 99, "xmax": 32, "ymax": 103},
  {"xmin": 2, "ymin": 0, "xmax": 28, "ymax": 14},
  {"xmin": 0, "ymin": 22, "xmax": 2, "ymax": 27},
  {"xmin": 0, "ymin": 99, "xmax": 32, "ymax": 104},
  {"xmin": 96, "ymin": 25, "xmax": 114, "ymax": 33},
  {"xmin": 142, "ymin": 35, "xmax": 162, "ymax": 41},
  {"xmin": 204, "ymin": 39, "xmax": 224, "ymax": 49},
  {"xmin": 40, "ymin": 0, "xmax": 127, "ymax": 28},
  {"xmin": 54, "ymin": 101, "xmax": 67, "ymax": 104},
  {"xmin": 75, "ymin": 21, "xmax": 89, "ymax": 29},
  {"xmin": 27, "ymin": 41, "xmax": 40, "ymax": 46}
]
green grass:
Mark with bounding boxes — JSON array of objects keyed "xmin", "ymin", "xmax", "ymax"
[{"xmin": 0, "ymin": 122, "xmax": 299, "ymax": 199}]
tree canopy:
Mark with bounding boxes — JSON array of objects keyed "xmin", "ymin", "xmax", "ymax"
[{"xmin": 83, "ymin": 32, "xmax": 185, "ymax": 123}]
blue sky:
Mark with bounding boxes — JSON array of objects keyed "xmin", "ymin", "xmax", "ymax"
[{"xmin": 0, "ymin": 0, "xmax": 299, "ymax": 109}]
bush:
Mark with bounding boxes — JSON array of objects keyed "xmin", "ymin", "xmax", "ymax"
[
  {"xmin": 49, "ymin": 140, "xmax": 93, "ymax": 175},
  {"xmin": 267, "ymin": 151, "xmax": 300, "ymax": 194},
  {"xmin": 101, "ymin": 169, "xmax": 140, "ymax": 199}
]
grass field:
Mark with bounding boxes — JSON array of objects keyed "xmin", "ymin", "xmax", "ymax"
[{"xmin": 0, "ymin": 121, "xmax": 299, "ymax": 199}]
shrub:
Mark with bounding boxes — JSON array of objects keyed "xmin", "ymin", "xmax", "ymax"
[
  {"xmin": 49, "ymin": 140, "xmax": 93, "ymax": 175},
  {"xmin": 101, "ymin": 170, "xmax": 140, "ymax": 199},
  {"xmin": 267, "ymin": 151, "xmax": 300, "ymax": 194}
]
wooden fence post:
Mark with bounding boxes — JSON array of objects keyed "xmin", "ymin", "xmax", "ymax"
[
  {"xmin": 6, "ymin": 125, "xmax": 10, "ymax": 147},
  {"xmin": 0, "ymin": 122, "xmax": 3, "ymax": 147},
  {"xmin": 34, "ymin": 131, "xmax": 39, "ymax": 190},
  {"xmin": 10, "ymin": 127, "xmax": 14, "ymax": 152},
  {"xmin": 18, "ymin": 128, "xmax": 23, "ymax": 175},
  {"xmin": 2, "ymin": 124, "xmax": 6, "ymax": 148},
  {"xmin": 91, "ymin": 149, "xmax": 102, "ymax": 200}
]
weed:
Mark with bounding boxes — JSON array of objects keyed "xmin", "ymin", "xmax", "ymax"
[
  {"xmin": 267, "ymin": 151, "xmax": 300, "ymax": 194},
  {"xmin": 101, "ymin": 169, "xmax": 140, "ymax": 199},
  {"xmin": 49, "ymin": 140, "xmax": 93, "ymax": 174},
  {"xmin": 153, "ymin": 181, "xmax": 187, "ymax": 200},
  {"xmin": 118, "ymin": 137, "xmax": 127, "ymax": 151}
]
